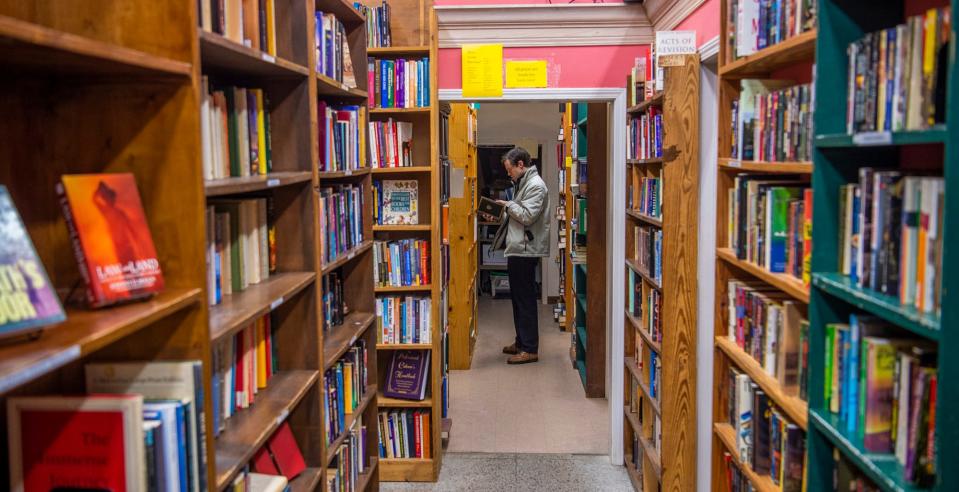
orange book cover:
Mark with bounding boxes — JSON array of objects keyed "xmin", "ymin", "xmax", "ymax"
[{"xmin": 57, "ymin": 174, "xmax": 164, "ymax": 307}]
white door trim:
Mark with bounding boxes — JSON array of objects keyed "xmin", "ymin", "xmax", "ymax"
[{"xmin": 439, "ymin": 87, "xmax": 627, "ymax": 465}]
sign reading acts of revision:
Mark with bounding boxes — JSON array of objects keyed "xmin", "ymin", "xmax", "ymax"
[{"xmin": 655, "ymin": 30, "xmax": 697, "ymax": 67}]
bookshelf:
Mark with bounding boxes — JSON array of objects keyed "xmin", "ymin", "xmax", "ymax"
[
  {"xmin": 622, "ymin": 54, "xmax": 700, "ymax": 492},
  {"xmin": 447, "ymin": 103, "xmax": 479, "ymax": 370},
  {"xmin": 360, "ymin": 0, "xmax": 444, "ymax": 482},
  {"xmin": 805, "ymin": 2, "xmax": 957, "ymax": 491},
  {"xmin": 559, "ymin": 102, "xmax": 607, "ymax": 398},
  {"xmin": 710, "ymin": 1, "xmax": 817, "ymax": 490}
]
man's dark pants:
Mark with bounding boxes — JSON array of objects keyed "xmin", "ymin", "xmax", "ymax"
[{"xmin": 506, "ymin": 256, "xmax": 539, "ymax": 354}]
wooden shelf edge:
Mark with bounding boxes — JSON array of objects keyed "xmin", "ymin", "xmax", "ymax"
[
  {"xmin": 713, "ymin": 423, "xmax": 779, "ymax": 492},
  {"xmin": 317, "ymin": 167, "xmax": 371, "ymax": 179},
  {"xmin": 716, "ymin": 248, "xmax": 809, "ymax": 303},
  {"xmin": 371, "ymin": 166, "xmax": 432, "ymax": 174},
  {"xmin": 379, "ymin": 457, "xmax": 436, "ymax": 482},
  {"xmin": 367, "ymin": 45, "xmax": 430, "ymax": 56},
  {"xmin": 719, "ymin": 29, "xmax": 817, "ymax": 78},
  {"xmin": 374, "ymin": 284, "xmax": 433, "ymax": 293},
  {"xmin": 214, "ymin": 370, "xmax": 319, "ymax": 490},
  {"xmin": 209, "ymin": 272, "xmax": 316, "ymax": 342},
  {"xmin": 373, "ymin": 224, "xmax": 431, "ymax": 232},
  {"xmin": 205, "ymin": 171, "xmax": 313, "ymax": 197},
  {"xmin": 626, "ymin": 157, "xmax": 664, "ymax": 166},
  {"xmin": 377, "ymin": 393, "xmax": 432, "ymax": 408},
  {"xmin": 288, "ymin": 467, "xmax": 323, "ymax": 492},
  {"xmin": 323, "ymin": 311, "xmax": 376, "ymax": 370},
  {"xmin": 369, "ymin": 107, "xmax": 432, "ymax": 114},
  {"xmin": 324, "ymin": 384, "xmax": 378, "ymax": 466},
  {"xmin": 376, "ymin": 343, "xmax": 432, "ymax": 350},
  {"xmin": 626, "ymin": 311, "xmax": 662, "ymax": 353},
  {"xmin": 718, "ymin": 158, "xmax": 813, "ymax": 174},
  {"xmin": 321, "ymin": 240, "xmax": 374, "ymax": 276},
  {"xmin": 714, "ymin": 336, "xmax": 808, "ymax": 429},
  {"xmin": 315, "ymin": 72, "xmax": 367, "ymax": 99},
  {"xmin": 626, "ymin": 209, "xmax": 663, "ymax": 228},
  {"xmin": 199, "ymin": 30, "xmax": 309, "ymax": 76},
  {"xmin": 627, "ymin": 92, "xmax": 664, "ymax": 114},
  {"xmin": 625, "ymin": 258, "xmax": 662, "ymax": 290}
]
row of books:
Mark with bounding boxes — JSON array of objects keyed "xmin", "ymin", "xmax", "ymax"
[
  {"xmin": 837, "ymin": 171, "xmax": 943, "ymax": 314},
  {"xmin": 727, "ymin": 175, "xmax": 812, "ymax": 282},
  {"xmin": 633, "ymin": 225, "xmax": 663, "ymax": 286},
  {"xmin": 628, "ymin": 174, "xmax": 661, "ymax": 219},
  {"xmin": 726, "ymin": 280, "xmax": 808, "ymax": 400},
  {"xmin": 369, "ymin": 119, "xmax": 414, "ymax": 168},
  {"xmin": 727, "ymin": 0, "xmax": 816, "ymax": 60},
  {"xmin": 374, "ymin": 179, "xmax": 419, "ymax": 225},
  {"xmin": 376, "ymin": 295, "xmax": 432, "ymax": 345},
  {"xmin": 726, "ymin": 368, "xmax": 806, "ymax": 491},
  {"xmin": 318, "ymin": 103, "xmax": 367, "ymax": 173},
  {"xmin": 625, "ymin": 56, "xmax": 649, "ymax": 108},
  {"xmin": 323, "ymin": 270, "xmax": 348, "ymax": 331},
  {"xmin": 355, "ymin": 0, "xmax": 392, "ymax": 48},
  {"xmin": 845, "ymin": 7, "xmax": 950, "ymax": 133},
  {"xmin": 319, "ymin": 185, "xmax": 365, "ymax": 265},
  {"xmin": 324, "ymin": 340, "xmax": 370, "ymax": 445},
  {"xmin": 377, "ymin": 410, "xmax": 432, "ymax": 459},
  {"xmin": 211, "ymin": 315, "xmax": 277, "ymax": 435},
  {"xmin": 823, "ymin": 315, "xmax": 937, "ymax": 485},
  {"xmin": 315, "ymin": 12, "xmax": 356, "ymax": 88},
  {"xmin": 206, "ymin": 198, "xmax": 276, "ymax": 305},
  {"xmin": 627, "ymin": 108, "xmax": 663, "ymax": 161},
  {"xmin": 368, "ymin": 57, "xmax": 431, "ymax": 109},
  {"xmin": 730, "ymin": 82, "xmax": 813, "ymax": 163},
  {"xmin": 628, "ymin": 272, "xmax": 662, "ymax": 346},
  {"xmin": 198, "ymin": 0, "xmax": 277, "ymax": 55},
  {"xmin": 8, "ymin": 361, "xmax": 208, "ymax": 491},
  {"xmin": 200, "ymin": 80, "xmax": 274, "ymax": 181},
  {"xmin": 325, "ymin": 416, "xmax": 369, "ymax": 492},
  {"xmin": 373, "ymin": 239, "xmax": 431, "ymax": 287}
]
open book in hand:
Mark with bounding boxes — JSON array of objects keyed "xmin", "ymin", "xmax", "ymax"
[{"xmin": 479, "ymin": 196, "xmax": 505, "ymax": 219}]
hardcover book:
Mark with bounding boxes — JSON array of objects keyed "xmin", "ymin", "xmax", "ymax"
[
  {"xmin": 0, "ymin": 186, "xmax": 65, "ymax": 338},
  {"xmin": 57, "ymin": 174, "xmax": 164, "ymax": 307},
  {"xmin": 384, "ymin": 350, "xmax": 430, "ymax": 400},
  {"xmin": 379, "ymin": 180, "xmax": 419, "ymax": 225},
  {"xmin": 7, "ymin": 395, "xmax": 146, "ymax": 492}
]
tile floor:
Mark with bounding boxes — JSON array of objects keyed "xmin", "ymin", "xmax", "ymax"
[{"xmin": 378, "ymin": 298, "xmax": 628, "ymax": 491}]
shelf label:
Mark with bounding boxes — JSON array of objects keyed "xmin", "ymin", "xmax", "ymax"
[
  {"xmin": 727, "ymin": 160, "xmax": 741, "ymax": 168},
  {"xmin": 852, "ymin": 131, "xmax": 892, "ymax": 146},
  {"xmin": 350, "ymin": 335, "xmax": 357, "ymax": 346},
  {"xmin": 344, "ymin": 169, "xmax": 352, "ymax": 176},
  {"xmin": 348, "ymin": 250, "xmax": 356, "ymax": 260},
  {"xmin": 261, "ymin": 53, "xmax": 276, "ymax": 63},
  {"xmin": 270, "ymin": 297, "xmax": 284, "ymax": 310},
  {"xmin": 275, "ymin": 409, "xmax": 289, "ymax": 426},
  {"xmin": 266, "ymin": 178, "xmax": 280, "ymax": 187}
]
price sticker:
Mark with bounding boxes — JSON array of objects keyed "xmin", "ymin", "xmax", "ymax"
[
  {"xmin": 727, "ymin": 160, "xmax": 741, "ymax": 168},
  {"xmin": 267, "ymin": 178, "xmax": 280, "ymax": 187},
  {"xmin": 275, "ymin": 409, "xmax": 289, "ymax": 426},
  {"xmin": 345, "ymin": 169, "xmax": 352, "ymax": 176},
  {"xmin": 852, "ymin": 131, "xmax": 892, "ymax": 146},
  {"xmin": 261, "ymin": 53, "xmax": 276, "ymax": 63},
  {"xmin": 270, "ymin": 297, "xmax": 284, "ymax": 310}
]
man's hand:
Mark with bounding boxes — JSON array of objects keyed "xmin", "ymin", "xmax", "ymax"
[
  {"xmin": 495, "ymin": 199, "xmax": 508, "ymax": 206},
  {"xmin": 479, "ymin": 211, "xmax": 499, "ymax": 222}
]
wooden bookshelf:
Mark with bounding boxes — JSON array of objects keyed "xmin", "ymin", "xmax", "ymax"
[
  {"xmin": 622, "ymin": 54, "xmax": 699, "ymax": 492},
  {"xmin": 362, "ymin": 0, "xmax": 444, "ymax": 481},
  {"xmin": 712, "ymin": 3, "xmax": 817, "ymax": 490},
  {"xmin": 804, "ymin": 2, "xmax": 957, "ymax": 491},
  {"xmin": 447, "ymin": 103, "xmax": 479, "ymax": 369}
]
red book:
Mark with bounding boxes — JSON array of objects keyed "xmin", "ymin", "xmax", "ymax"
[
  {"xmin": 235, "ymin": 328, "xmax": 246, "ymax": 409},
  {"xmin": 421, "ymin": 412, "xmax": 431, "ymax": 458},
  {"xmin": 251, "ymin": 446, "xmax": 280, "ymax": 475},
  {"xmin": 413, "ymin": 410, "xmax": 422, "ymax": 458},
  {"xmin": 57, "ymin": 174, "xmax": 164, "ymax": 307},
  {"xmin": 420, "ymin": 241, "xmax": 429, "ymax": 284},
  {"xmin": 8, "ymin": 395, "xmax": 145, "ymax": 492},
  {"xmin": 266, "ymin": 422, "xmax": 306, "ymax": 480}
]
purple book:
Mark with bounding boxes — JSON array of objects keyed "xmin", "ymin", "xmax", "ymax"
[
  {"xmin": 384, "ymin": 350, "xmax": 429, "ymax": 400},
  {"xmin": 396, "ymin": 59, "xmax": 405, "ymax": 109}
]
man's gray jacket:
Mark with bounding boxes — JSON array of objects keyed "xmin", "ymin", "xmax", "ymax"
[{"xmin": 491, "ymin": 167, "xmax": 550, "ymax": 258}]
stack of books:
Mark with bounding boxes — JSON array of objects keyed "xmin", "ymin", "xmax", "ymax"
[
  {"xmin": 633, "ymin": 225, "xmax": 663, "ymax": 285},
  {"xmin": 319, "ymin": 184, "xmax": 364, "ymax": 265},
  {"xmin": 315, "ymin": 12, "xmax": 356, "ymax": 87},
  {"xmin": 200, "ymin": 79, "xmax": 274, "ymax": 180},
  {"xmin": 322, "ymin": 269, "xmax": 347, "ymax": 332},
  {"xmin": 845, "ymin": 7, "xmax": 951, "ymax": 133},
  {"xmin": 730, "ymin": 82, "xmax": 813, "ymax": 163},
  {"xmin": 627, "ymin": 107, "xmax": 663, "ymax": 160},
  {"xmin": 198, "ymin": 0, "xmax": 278, "ymax": 55},
  {"xmin": 369, "ymin": 119, "xmax": 414, "ymax": 168},
  {"xmin": 324, "ymin": 340, "xmax": 370, "ymax": 444},
  {"xmin": 629, "ymin": 175, "xmax": 661, "ymax": 219},
  {"xmin": 726, "ymin": 280, "xmax": 808, "ymax": 398},
  {"xmin": 368, "ymin": 57, "xmax": 431, "ymax": 109},
  {"xmin": 823, "ymin": 315, "xmax": 937, "ymax": 485},
  {"xmin": 727, "ymin": 175, "xmax": 812, "ymax": 283},
  {"xmin": 726, "ymin": 367, "xmax": 806, "ymax": 490},
  {"xmin": 207, "ymin": 198, "xmax": 276, "ymax": 305},
  {"xmin": 211, "ymin": 314, "xmax": 277, "ymax": 433},
  {"xmin": 318, "ymin": 103, "xmax": 367, "ymax": 173},
  {"xmin": 355, "ymin": 0, "xmax": 391, "ymax": 48},
  {"xmin": 376, "ymin": 295, "xmax": 432, "ymax": 345},
  {"xmin": 377, "ymin": 410, "xmax": 431, "ymax": 459},
  {"xmin": 727, "ymin": 0, "xmax": 816, "ymax": 60},
  {"xmin": 837, "ymin": 171, "xmax": 943, "ymax": 314},
  {"xmin": 373, "ymin": 239, "xmax": 431, "ymax": 287}
]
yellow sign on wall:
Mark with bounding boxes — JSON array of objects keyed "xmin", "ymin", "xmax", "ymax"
[
  {"xmin": 505, "ymin": 60, "xmax": 547, "ymax": 88},
  {"xmin": 461, "ymin": 44, "xmax": 503, "ymax": 98}
]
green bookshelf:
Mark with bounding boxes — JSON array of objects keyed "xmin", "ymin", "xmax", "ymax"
[{"xmin": 807, "ymin": 1, "xmax": 957, "ymax": 491}]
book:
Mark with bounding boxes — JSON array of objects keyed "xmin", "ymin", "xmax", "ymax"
[
  {"xmin": 7, "ymin": 395, "xmax": 146, "ymax": 492},
  {"xmin": 201, "ymin": 83, "xmax": 273, "ymax": 180},
  {"xmin": 627, "ymin": 106, "xmax": 663, "ymax": 160},
  {"xmin": 0, "ymin": 186, "xmax": 65, "ymax": 337},
  {"xmin": 143, "ymin": 400, "xmax": 189, "ymax": 492},
  {"xmin": 478, "ymin": 197, "xmax": 505, "ymax": 218},
  {"xmin": 373, "ymin": 239, "xmax": 430, "ymax": 287},
  {"xmin": 355, "ymin": 0, "xmax": 392, "ymax": 48},
  {"xmin": 198, "ymin": 0, "xmax": 276, "ymax": 55},
  {"xmin": 368, "ymin": 57, "xmax": 430, "ymax": 109},
  {"xmin": 376, "ymin": 295, "xmax": 431, "ymax": 344},
  {"xmin": 207, "ymin": 198, "xmax": 274, "ymax": 304},
  {"xmin": 377, "ymin": 410, "xmax": 430, "ymax": 459},
  {"xmin": 57, "ymin": 173, "xmax": 165, "ymax": 308},
  {"xmin": 318, "ymin": 103, "xmax": 367, "ymax": 172},
  {"xmin": 315, "ymin": 12, "xmax": 354, "ymax": 87},
  {"xmin": 729, "ymin": 0, "xmax": 816, "ymax": 62},
  {"xmin": 246, "ymin": 473, "xmax": 288, "ymax": 492},
  {"xmin": 262, "ymin": 422, "xmax": 306, "ymax": 480},
  {"xmin": 369, "ymin": 118, "xmax": 414, "ymax": 168},
  {"xmin": 324, "ymin": 340, "xmax": 369, "ymax": 444},
  {"xmin": 375, "ymin": 180, "xmax": 419, "ymax": 225},
  {"xmin": 318, "ymin": 184, "xmax": 364, "ymax": 264},
  {"xmin": 383, "ymin": 350, "xmax": 430, "ymax": 400}
]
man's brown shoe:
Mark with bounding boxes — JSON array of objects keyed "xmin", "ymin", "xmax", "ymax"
[
  {"xmin": 507, "ymin": 352, "xmax": 538, "ymax": 364},
  {"xmin": 502, "ymin": 343, "xmax": 519, "ymax": 355}
]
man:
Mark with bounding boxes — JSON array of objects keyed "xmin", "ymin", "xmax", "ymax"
[{"xmin": 488, "ymin": 147, "xmax": 549, "ymax": 364}]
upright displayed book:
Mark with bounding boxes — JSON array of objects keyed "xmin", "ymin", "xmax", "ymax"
[
  {"xmin": 383, "ymin": 350, "xmax": 430, "ymax": 400},
  {"xmin": 58, "ymin": 173, "xmax": 165, "ymax": 308},
  {"xmin": 0, "ymin": 186, "xmax": 65, "ymax": 337},
  {"xmin": 623, "ymin": 54, "xmax": 700, "ymax": 491},
  {"xmin": 374, "ymin": 179, "xmax": 419, "ymax": 225}
]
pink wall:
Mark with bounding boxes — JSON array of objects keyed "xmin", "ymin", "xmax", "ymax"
[
  {"xmin": 439, "ymin": 45, "xmax": 649, "ymax": 90},
  {"xmin": 674, "ymin": 0, "xmax": 720, "ymax": 47}
]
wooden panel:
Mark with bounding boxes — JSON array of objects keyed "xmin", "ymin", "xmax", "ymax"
[
  {"xmin": 379, "ymin": 458, "xmax": 436, "ymax": 481},
  {"xmin": 447, "ymin": 104, "xmax": 477, "ymax": 370},
  {"xmin": 584, "ymin": 102, "xmax": 608, "ymax": 398},
  {"xmin": 660, "ymin": 55, "xmax": 700, "ymax": 492}
]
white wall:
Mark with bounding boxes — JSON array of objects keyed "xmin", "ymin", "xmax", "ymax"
[{"xmin": 476, "ymin": 102, "xmax": 562, "ymax": 302}]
